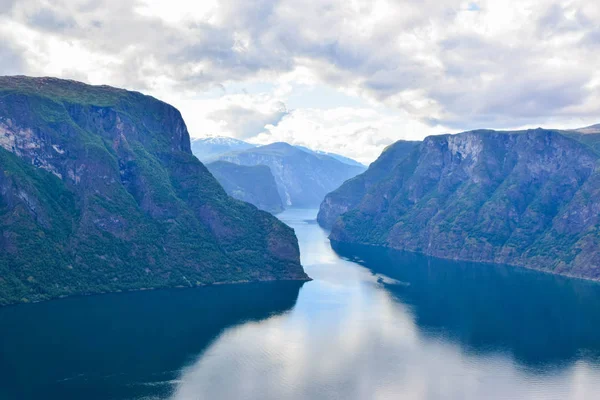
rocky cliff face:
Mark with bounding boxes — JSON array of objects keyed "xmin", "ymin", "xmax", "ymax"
[
  {"xmin": 318, "ymin": 140, "xmax": 418, "ymax": 228},
  {"xmin": 206, "ymin": 161, "xmax": 284, "ymax": 214},
  {"xmin": 325, "ymin": 128, "xmax": 600, "ymax": 281},
  {"xmin": 0, "ymin": 76, "xmax": 308, "ymax": 306},
  {"xmin": 218, "ymin": 142, "xmax": 366, "ymax": 208}
]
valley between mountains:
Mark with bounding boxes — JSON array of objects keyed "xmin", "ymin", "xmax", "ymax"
[{"xmin": 2, "ymin": 75, "xmax": 600, "ymax": 308}]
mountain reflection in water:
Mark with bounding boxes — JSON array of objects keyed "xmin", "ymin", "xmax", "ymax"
[
  {"xmin": 171, "ymin": 209, "xmax": 600, "ymax": 400},
  {"xmin": 1, "ymin": 209, "xmax": 600, "ymax": 400},
  {"xmin": 0, "ymin": 282, "xmax": 302, "ymax": 400}
]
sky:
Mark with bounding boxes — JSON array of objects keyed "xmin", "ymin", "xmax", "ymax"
[{"xmin": 0, "ymin": 0, "xmax": 599, "ymax": 163}]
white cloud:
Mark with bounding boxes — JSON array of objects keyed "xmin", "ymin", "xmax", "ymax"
[
  {"xmin": 0, "ymin": 0, "xmax": 599, "ymax": 162},
  {"xmin": 254, "ymin": 106, "xmax": 441, "ymax": 164}
]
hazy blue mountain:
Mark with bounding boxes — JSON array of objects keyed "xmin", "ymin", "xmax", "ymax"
[
  {"xmin": 191, "ymin": 136, "xmax": 256, "ymax": 162},
  {"xmin": 295, "ymin": 145, "xmax": 366, "ymax": 168},
  {"xmin": 321, "ymin": 128, "xmax": 600, "ymax": 281},
  {"xmin": 191, "ymin": 137, "xmax": 365, "ymax": 168},
  {"xmin": 0, "ymin": 76, "xmax": 308, "ymax": 306},
  {"xmin": 572, "ymin": 123, "xmax": 600, "ymax": 134},
  {"xmin": 206, "ymin": 161, "xmax": 284, "ymax": 214},
  {"xmin": 217, "ymin": 142, "xmax": 366, "ymax": 207},
  {"xmin": 563, "ymin": 124, "xmax": 600, "ymax": 154}
]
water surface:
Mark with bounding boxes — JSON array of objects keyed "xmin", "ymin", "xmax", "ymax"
[{"xmin": 2, "ymin": 208, "xmax": 600, "ymax": 399}]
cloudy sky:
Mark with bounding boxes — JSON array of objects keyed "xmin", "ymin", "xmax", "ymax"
[{"xmin": 1, "ymin": 0, "xmax": 599, "ymax": 162}]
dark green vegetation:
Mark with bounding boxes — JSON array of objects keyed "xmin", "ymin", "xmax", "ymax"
[
  {"xmin": 206, "ymin": 161, "xmax": 284, "ymax": 214},
  {"xmin": 322, "ymin": 128, "xmax": 600, "ymax": 280},
  {"xmin": 217, "ymin": 142, "xmax": 366, "ymax": 207},
  {"xmin": 318, "ymin": 140, "xmax": 419, "ymax": 228},
  {"xmin": 0, "ymin": 76, "xmax": 308, "ymax": 306}
]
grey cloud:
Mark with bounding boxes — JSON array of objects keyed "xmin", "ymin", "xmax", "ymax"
[
  {"xmin": 538, "ymin": 4, "xmax": 570, "ymax": 35},
  {"xmin": 302, "ymin": 41, "xmax": 365, "ymax": 71},
  {"xmin": 6, "ymin": 0, "xmax": 600, "ymax": 131},
  {"xmin": 208, "ymin": 105, "xmax": 288, "ymax": 139},
  {"xmin": 28, "ymin": 7, "xmax": 77, "ymax": 32},
  {"xmin": 487, "ymin": 77, "xmax": 589, "ymax": 118},
  {"xmin": 439, "ymin": 35, "xmax": 517, "ymax": 63},
  {"xmin": 363, "ymin": 66, "xmax": 424, "ymax": 99},
  {"xmin": 431, "ymin": 35, "xmax": 570, "ymax": 120},
  {"xmin": 176, "ymin": 25, "xmax": 291, "ymax": 84},
  {"xmin": 581, "ymin": 29, "xmax": 600, "ymax": 47},
  {"xmin": 76, "ymin": 0, "xmax": 103, "ymax": 13},
  {"xmin": 170, "ymin": 0, "xmax": 292, "ymax": 85},
  {"xmin": 0, "ymin": 42, "xmax": 25, "ymax": 76},
  {"xmin": 423, "ymin": 117, "xmax": 442, "ymax": 127},
  {"xmin": 429, "ymin": 69, "xmax": 592, "ymax": 130},
  {"xmin": 0, "ymin": 0, "xmax": 16, "ymax": 14},
  {"xmin": 364, "ymin": 130, "xmax": 394, "ymax": 147},
  {"xmin": 536, "ymin": 3, "xmax": 591, "ymax": 38}
]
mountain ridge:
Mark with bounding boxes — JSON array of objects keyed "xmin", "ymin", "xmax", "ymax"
[
  {"xmin": 321, "ymin": 127, "xmax": 600, "ymax": 281},
  {"xmin": 0, "ymin": 75, "xmax": 308, "ymax": 306},
  {"xmin": 216, "ymin": 142, "xmax": 366, "ymax": 207},
  {"xmin": 571, "ymin": 123, "xmax": 600, "ymax": 134},
  {"xmin": 318, "ymin": 140, "xmax": 419, "ymax": 228},
  {"xmin": 191, "ymin": 136, "xmax": 256, "ymax": 163},
  {"xmin": 190, "ymin": 136, "xmax": 365, "ymax": 167}
]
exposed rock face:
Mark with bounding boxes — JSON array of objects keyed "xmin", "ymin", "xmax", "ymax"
[
  {"xmin": 218, "ymin": 142, "xmax": 366, "ymax": 208},
  {"xmin": 317, "ymin": 140, "xmax": 419, "ymax": 228},
  {"xmin": 0, "ymin": 76, "xmax": 308, "ymax": 306},
  {"xmin": 324, "ymin": 128, "xmax": 600, "ymax": 281},
  {"xmin": 206, "ymin": 161, "xmax": 284, "ymax": 214}
]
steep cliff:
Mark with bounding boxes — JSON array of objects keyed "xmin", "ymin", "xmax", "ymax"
[
  {"xmin": 318, "ymin": 140, "xmax": 419, "ymax": 228},
  {"xmin": 326, "ymin": 129, "xmax": 600, "ymax": 280},
  {"xmin": 218, "ymin": 142, "xmax": 366, "ymax": 207},
  {"xmin": 206, "ymin": 161, "xmax": 284, "ymax": 214},
  {"xmin": 0, "ymin": 76, "xmax": 308, "ymax": 306}
]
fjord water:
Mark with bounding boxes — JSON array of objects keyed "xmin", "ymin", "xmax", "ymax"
[{"xmin": 2, "ymin": 209, "xmax": 600, "ymax": 399}]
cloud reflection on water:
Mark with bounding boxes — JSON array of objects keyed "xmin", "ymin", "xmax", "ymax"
[{"xmin": 170, "ymin": 209, "xmax": 600, "ymax": 400}]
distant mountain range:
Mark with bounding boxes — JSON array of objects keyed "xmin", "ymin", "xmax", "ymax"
[
  {"xmin": 192, "ymin": 137, "xmax": 366, "ymax": 209},
  {"xmin": 563, "ymin": 124, "xmax": 600, "ymax": 154},
  {"xmin": 295, "ymin": 146, "xmax": 366, "ymax": 168},
  {"xmin": 192, "ymin": 136, "xmax": 365, "ymax": 167},
  {"xmin": 191, "ymin": 137, "xmax": 256, "ymax": 162},
  {"xmin": 319, "ymin": 127, "xmax": 600, "ymax": 281},
  {"xmin": 570, "ymin": 123, "xmax": 600, "ymax": 134}
]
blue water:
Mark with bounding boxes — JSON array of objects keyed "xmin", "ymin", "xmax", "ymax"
[{"xmin": 1, "ymin": 208, "xmax": 600, "ymax": 399}]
